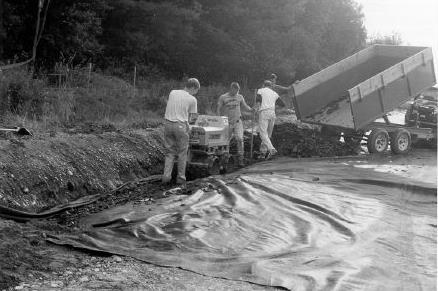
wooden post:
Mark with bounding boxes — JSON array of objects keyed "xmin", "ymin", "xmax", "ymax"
[
  {"xmin": 87, "ymin": 63, "xmax": 92, "ymax": 90},
  {"xmin": 133, "ymin": 65, "xmax": 137, "ymax": 97},
  {"xmin": 250, "ymin": 89, "xmax": 257, "ymax": 159},
  {"xmin": 30, "ymin": 0, "xmax": 44, "ymax": 76}
]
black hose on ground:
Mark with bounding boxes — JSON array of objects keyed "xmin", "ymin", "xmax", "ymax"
[{"xmin": 0, "ymin": 175, "xmax": 163, "ymax": 222}]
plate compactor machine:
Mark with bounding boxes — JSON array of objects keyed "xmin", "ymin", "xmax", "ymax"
[{"xmin": 186, "ymin": 115, "xmax": 235, "ymax": 179}]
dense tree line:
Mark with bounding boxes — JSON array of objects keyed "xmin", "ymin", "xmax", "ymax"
[{"xmin": 0, "ymin": 0, "xmax": 366, "ymax": 85}]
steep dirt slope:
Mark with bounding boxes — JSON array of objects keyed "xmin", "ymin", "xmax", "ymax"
[{"xmin": 0, "ymin": 129, "xmax": 164, "ymax": 212}]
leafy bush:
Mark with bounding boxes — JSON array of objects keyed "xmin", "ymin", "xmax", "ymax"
[{"xmin": 0, "ymin": 68, "xmax": 47, "ymax": 119}]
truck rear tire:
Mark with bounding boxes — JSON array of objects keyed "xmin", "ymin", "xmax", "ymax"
[
  {"xmin": 367, "ymin": 128, "xmax": 389, "ymax": 153},
  {"xmin": 390, "ymin": 129, "xmax": 411, "ymax": 154}
]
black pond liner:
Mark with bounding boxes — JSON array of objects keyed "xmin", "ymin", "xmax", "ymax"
[{"xmin": 48, "ymin": 157, "xmax": 437, "ymax": 290}]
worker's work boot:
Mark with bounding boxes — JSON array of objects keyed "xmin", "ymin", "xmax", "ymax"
[
  {"xmin": 162, "ymin": 175, "xmax": 172, "ymax": 185},
  {"xmin": 176, "ymin": 177, "xmax": 187, "ymax": 189},
  {"xmin": 237, "ymin": 155, "xmax": 245, "ymax": 168},
  {"xmin": 257, "ymin": 151, "xmax": 267, "ymax": 160},
  {"xmin": 265, "ymin": 149, "xmax": 277, "ymax": 160}
]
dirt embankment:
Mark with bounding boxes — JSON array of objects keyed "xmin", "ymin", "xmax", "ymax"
[{"xmin": 0, "ymin": 128, "xmax": 164, "ymax": 212}]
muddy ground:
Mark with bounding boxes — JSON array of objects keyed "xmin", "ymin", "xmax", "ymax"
[{"xmin": 0, "ymin": 115, "xmax": 436, "ymax": 290}]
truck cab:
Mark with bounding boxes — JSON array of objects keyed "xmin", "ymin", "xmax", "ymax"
[{"xmin": 405, "ymin": 87, "xmax": 437, "ymax": 128}]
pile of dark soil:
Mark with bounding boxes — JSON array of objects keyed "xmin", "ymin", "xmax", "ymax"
[
  {"xmin": 241, "ymin": 119, "xmax": 361, "ymax": 158},
  {"xmin": 270, "ymin": 122, "xmax": 360, "ymax": 157}
]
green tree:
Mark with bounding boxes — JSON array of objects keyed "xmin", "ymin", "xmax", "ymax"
[
  {"xmin": 189, "ymin": 0, "xmax": 307, "ymax": 85},
  {"xmin": 368, "ymin": 32, "xmax": 403, "ymax": 45},
  {"xmin": 2, "ymin": 0, "xmax": 108, "ymax": 67},
  {"xmin": 1, "ymin": 0, "xmax": 367, "ymax": 85},
  {"xmin": 292, "ymin": 0, "xmax": 366, "ymax": 78},
  {"xmin": 0, "ymin": 0, "xmax": 4, "ymax": 58},
  {"xmin": 188, "ymin": 0, "xmax": 365, "ymax": 85},
  {"xmin": 100, "ymin": 0, "xmax": 200, "ymax": 75}
]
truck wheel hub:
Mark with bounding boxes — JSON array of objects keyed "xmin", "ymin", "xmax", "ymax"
[
  {"xmin": 375, "ymin": 134, "xmax": 388, "ymax": 151},
  {"xmin": 397, "ymin": 135, "xmax": 409, "ymax": 150}
]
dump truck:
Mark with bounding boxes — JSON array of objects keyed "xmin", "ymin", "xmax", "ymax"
[{"xmin": 290, "ymin": 45, "xmax": 437, "ymax": 154}]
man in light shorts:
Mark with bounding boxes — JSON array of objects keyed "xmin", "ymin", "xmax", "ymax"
[
  {"xmin": 217, "ymin": 82, "xmax": 253, "ymax": 167},
  {"xmin": 162, "ymin": 78, "xmax": 200, "ymax": 184},
  {"xmin": 255, "ymin": 80, "xmax": 279, "ymax": 159}
]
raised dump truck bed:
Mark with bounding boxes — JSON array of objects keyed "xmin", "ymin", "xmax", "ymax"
[
  {"xmin": 292, "ymin": 45, "xmax": 436, "ymax": 130},
  {"xmin": 291, "ymin": 45, "xmax": 436, "ymax": 154}
]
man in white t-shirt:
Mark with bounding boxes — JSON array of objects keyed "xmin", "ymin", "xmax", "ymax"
[
  {"xmin": 269, "ymin": 73, "xmax": 292, "ymax": 95},
  {"xmin": 162, "ymin": 78, "xmax": 199, "ymax": 184},
  {"xmin": 255, "ymin": 80, "xmax": 279, "ymax": 159}
]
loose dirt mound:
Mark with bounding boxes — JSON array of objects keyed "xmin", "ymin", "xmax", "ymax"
[
  {"xmin": 0, "ymin": 129, "xmax": 164, "ymax": 212},
  {"xmin": 271, "ymin": 122, "xmax": 360, "ymax": 157},
  {"xmin": 241, "ymin": 114, "xmax": 360, "ymax": 158}
]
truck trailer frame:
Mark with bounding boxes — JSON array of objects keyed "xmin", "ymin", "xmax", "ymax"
[{"xmin": 290, "ymin": 45, "xmax": 437, "ymax": 154}]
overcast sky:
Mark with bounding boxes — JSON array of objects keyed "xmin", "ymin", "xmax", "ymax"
[
  {"xmin": 356, "ymin": 0, "xmax": 438, "ymax": 48},
  {"xmin": 355, "ymin": 0, "xmax": 438, "ymax": 75}
]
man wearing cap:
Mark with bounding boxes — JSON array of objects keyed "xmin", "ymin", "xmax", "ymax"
[
  {"xmin": 255, "ymin": 80, "xmax": 280, "ymax": 159},
  {"xmin": 269, "ymin": 73, "xmax": 292, "ymax": 95},
  {"xmin": 162, "ymin": 78, "xmax": 200, "ymax": 184},
  {"xmin": 217, "ymin": 82, "xmax": 253, "ymax": 167}
]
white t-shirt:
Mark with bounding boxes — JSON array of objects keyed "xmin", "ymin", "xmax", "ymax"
[
  {"xmin": 257, "ymin": 87, "xmax": 279, "ymax": 111},
  {"xmin": 164, "ymin": 90, "xmax": 197, "ymax": 123}
]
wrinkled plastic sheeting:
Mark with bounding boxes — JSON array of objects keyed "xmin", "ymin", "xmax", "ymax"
[{"xmin": 49, "ymin": 158, "xmax": 437, "ymax": 290}]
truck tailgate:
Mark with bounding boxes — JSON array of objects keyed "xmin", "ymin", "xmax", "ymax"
[{"xmin": 291, "ymin": 45, "xmax": 436, "ymax": 130}]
